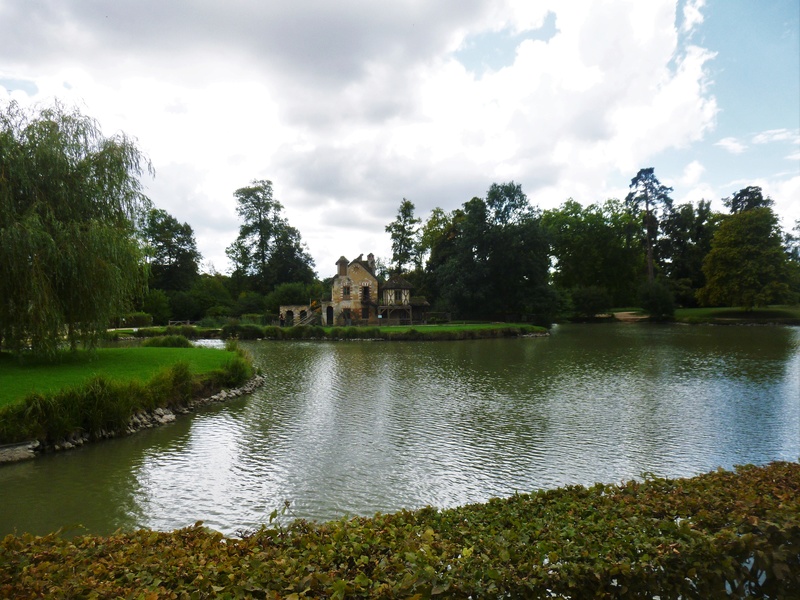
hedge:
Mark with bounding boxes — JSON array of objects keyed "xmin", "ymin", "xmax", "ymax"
[{"xmin": 1, "ymin": 462, "xmax": 797, "ymax": 598}]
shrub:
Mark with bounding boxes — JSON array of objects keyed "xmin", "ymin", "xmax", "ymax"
[
  {"xmin": 141, "ymin": 335, "xmax": 192, "ymax": 348},
  {"xmin": 221, "ymin": 323, "xmax": 264, "ymax": 340},
  {"xmin": 0, "ymin": 352, "xmax": 254, "ymax": 445},
  {"xmin": 262, "ymin": 326, "xmax": 283, "ymax": 339},
  {"xmin": 165, "ymin": 325, "xmax": 198, "ymax": 339},
  {"xmin": 639, "ymin": 280, "xmax": 676, "ymax": 320},
  {"xmin": 0, "ymin": 463, "xmax": 797, "ymax": 598},
  {"xmin": 570, "ymin": 285, "xmax": 613, "ymax": 318},
  {"xmin": 240, "ymin": 313, "xmax": 265, "ymax": 325}
]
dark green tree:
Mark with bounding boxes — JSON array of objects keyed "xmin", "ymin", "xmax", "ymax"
[
  {"xmin": 0, "ymin": 101, "xmax": 150, "ymax": 357},
  {"xmin": 385, "ymin": 198, "xmax": 421, "ymax": 273},
  {"xmin": 426, "ymin": 183, "xmax": 553, "ymax": 321},
  {"xmin": 262, "ymin": 224, "xmax": 316, "ymax": 288},
  {"xmin": 142, "ymin": 208, "xmax": 201, "ymax": 292},
  {"xmin": 723, "ymin": 185, "xmax": 773, "ymax": 214},
  {"xmin": 698, "ymin": 208, "xmax": 791, "ymax": 309},
  {"xmin": 625, "ymin": 168, "xmax": 673, "ymax": 283},
  {"xmin": 226, "ymin": 180, "xmax": 315, "ymax": 294},
  {"xmin": 657, "ymin": 200, "xmax": 720, "ymax": 306},
  {"xmin": 170, "ymin": 273, "xmax": 234, "ymax": 321},
  {"xmin": 542, "ymin": 199, "xmax": 643, "ymax": 306},
  {"xmin": 142, "ymin": 289, "xmax": 171, "ymax": 325}
]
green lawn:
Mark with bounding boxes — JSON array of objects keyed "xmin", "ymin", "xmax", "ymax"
[
  {"xmin": 674, "ymin": 305, "xmax": 800, "ymax": 324},
  {"xmin": 0, "ymin": 347, "xmax": 233, "ymax": 409},
  {"xmin": 363, "ymin": 322, "xmax": 538, "ymax": 333}
]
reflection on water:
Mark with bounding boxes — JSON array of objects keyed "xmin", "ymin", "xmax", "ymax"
[{"xmin": 1, "ymin": 324, "xmax": 798, "ymax": 536}]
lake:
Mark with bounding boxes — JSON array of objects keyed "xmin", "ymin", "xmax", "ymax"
[{"xmin": 1, "ymin": 323, "xmax": 798, "ymax": 537}]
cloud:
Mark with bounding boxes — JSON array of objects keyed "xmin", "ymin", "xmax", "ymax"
[
  {"xmin": 679, "ymin": 160, "xmax": 706, "ymax": 186},
  {"xmin": 715, "ymin": 137, "xmax": 747, "ymax": 154},
  {"xmin": 0, "ymin": 0, "xmax": 729, "ymax": 276},
  {"xmin": 751, "ymin": 128, "xmax": 800, "ymax": 145},
  {"xmin": 681, "ymin": 0, "xmax": 706, "ymax": 33}
]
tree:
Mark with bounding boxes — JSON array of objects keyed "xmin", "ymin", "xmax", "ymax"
[
  {"xmin": 385, "ymin": 198, "xmax": 421, "ymax": 273},
  {"xmin": 0, "ymin": 101, "xmax": 151, "ymax": 357},
  {"xmin": 425, "ymin": 183, "xmax": 553, "ymax": 321},
  {"xmin": 698, "ymin": 208, "xmax": 791, "ymax": 309},
  {"xmin": 657, "ymin": 200, "xmax": 720, "ymax": 306},
  {"xmin": 625, "ymin": 168, "xmax": 673, "ymax": 283},
  {"xmin": 141, "ymin": 208, "xmax": 201, "ymax": 291},
  {"xmin": 142, "ymin": 289, "xmax": 171, "ymax": 325},
  {"xmin": 485, "ymin": 181, "xmax": 529, "ymax": 226},
  {"xmin": 723, "ymin": 185, "xmax": 773, "ymax": 214},
  {"xmin": 542, "ymin": 199, "xmax": 643, "ymax": 306},
  {"xmin": 226, "ymin": 180, "xmax": 315, "ymax": 294}
]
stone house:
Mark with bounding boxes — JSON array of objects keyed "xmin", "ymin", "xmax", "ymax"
[
  {"xmin": 322, "ymin": 253, "xmax": 380, "ymax": 325},
  {"xmin": 280, "ymin": 252, "xmax": 428, "ymax": 326}
]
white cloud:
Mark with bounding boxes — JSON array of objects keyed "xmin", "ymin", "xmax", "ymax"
[
  {"xmin": 681, "ymin": 0, "xmax": 706, "ymax": 33},
  {"xmin": 680, "ymin": 160, "xmax": 706, "ymax": 186},
  {"xmin": 0, "ymin": 0, "xmax": 758, "ymax": 277},
  {"xmin": 752, "ymin": 128, "xmax": 800, "ymax": 145},
  {"xmin": 715, "ymin": 137, "xmax": 747, "ymax": 154}
]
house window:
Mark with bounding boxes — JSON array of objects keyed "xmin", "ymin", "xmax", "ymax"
[
  {"xmin": 362, "ymin": 285, "xmax": 371, "ymax": 302},
  {"xmin": 342, "ymin": 285, "xmax": 350, "ymax": 298},
  {"xmin": 362, "ymin": 307, "xmax": 370, "ymax": 319},
  {"xmin": 394, "ymin": 289, "xmax": 403, "ymax": 303}
]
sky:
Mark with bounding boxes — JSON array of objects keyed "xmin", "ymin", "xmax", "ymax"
[{"xmin": 1, "ymin": 0, "xmax": 798, "ymax": 278}]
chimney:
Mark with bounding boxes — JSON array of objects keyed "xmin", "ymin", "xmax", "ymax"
[
  {"xmin": 367, "ymin": 253, "xmax": 376, "ymax": 272},
  {"xmin": 336, "ymin": 256, "xmax": 348, "ymax": 277}
]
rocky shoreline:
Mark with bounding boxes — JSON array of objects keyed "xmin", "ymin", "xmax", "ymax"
[{"xmin": 0, "ymin": 374, "xmax": 267, "ymax": 465}]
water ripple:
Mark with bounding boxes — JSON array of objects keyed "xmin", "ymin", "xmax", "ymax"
[{"xmin": 2, "ymin": 326, "xmax": 798, "ymax": 537}]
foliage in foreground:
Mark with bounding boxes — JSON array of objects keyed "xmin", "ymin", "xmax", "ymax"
[
  {"xmin": 0, "ymin": 346, "xmax": 253, "ymax": 445},
  {"xmin": 1, "ymin": 462, "xmax": 797, "ymax": 599}
]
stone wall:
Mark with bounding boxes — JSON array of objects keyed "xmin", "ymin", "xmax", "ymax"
[{"xmin": 0, "ymin": 375, "xmax": 268, "ymax": 464}]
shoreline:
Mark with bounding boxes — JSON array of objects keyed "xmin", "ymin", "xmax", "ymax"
[{"xmin": 0, "ymin": 374, "xmax": 267, "ymax": 465}]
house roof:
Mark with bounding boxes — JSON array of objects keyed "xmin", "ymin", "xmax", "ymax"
[
  {"xmin": 349, "ymin": 253, "xmax": 376, "ymax": 277},
  {"xmin": 383, "ymin": 274, "xmax": 413, "ymax": 290}
]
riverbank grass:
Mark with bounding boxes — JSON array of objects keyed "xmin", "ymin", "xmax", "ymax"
[
  {"xmin": 0, "ymin": 347, "xmax": 236, "ymax": 409},
  {"xmin": 674, "ymin": 305, "xmax": 800, "ymax": 324},
  {"xmin": 223, "ymin": 322, "xmax": 547, "ymax": 341},
  {"xmin": 0, "ymin": 344, "xmax": 254, "ymax": 445}
]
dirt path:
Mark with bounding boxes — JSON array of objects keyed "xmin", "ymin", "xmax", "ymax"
[{"xmin": 613, "ymin": 311, "xmax": 649, "ymax": 322}]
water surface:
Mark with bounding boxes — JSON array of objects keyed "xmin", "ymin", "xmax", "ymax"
[{"xmin": 1, "ymin": 324, "xmax": 797, "ymax": 536}]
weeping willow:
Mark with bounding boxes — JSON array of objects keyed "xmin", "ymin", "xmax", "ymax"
[{"xmin": 0, "ymin": 101, "xmax": 151, "ymax": 358}]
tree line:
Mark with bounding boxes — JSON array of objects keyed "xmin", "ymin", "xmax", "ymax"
[
  {"xmin": 2, "ymin": 102, "xmax": 798, "ymax": 357},
  {"xmin": 390, "ymin": 172, "xmax": 798, "ymax": 321}
]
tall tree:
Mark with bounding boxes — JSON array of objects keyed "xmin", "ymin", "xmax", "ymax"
[
  {"xmin": 142, "ymin": 208, "xmax": 201, "ymax": 291},
  {"xmin": 0, "ymin": 101, "xmax": 150, "ymax": 357},
  {"xmin": 723, "ymin": 185, "xmax": 773, "ymax": 214},
  {"xmin": 426, "ymin": 183, "xmax": 553, "ymax": 321},
  {"xmin": 625, "ymin": 168, "xmax": 673, "ymax": 283},
  {"xmin": 542, "ymin": 199, "xmax": 643, "ymax": 306},
  {"xmin": 385, "ymin": 198, "xmax": 421, "ymax": 273},
  {"xmin": 226, "ymin": 180, "xmax": 315, "ymax": 294},
  {"xmin": 698, "ymin": 208, "xmax": 791, "ymax": 309},
  {"xmin": 657, "ymin": 200, "xmax": 720, "ymax": 306}
]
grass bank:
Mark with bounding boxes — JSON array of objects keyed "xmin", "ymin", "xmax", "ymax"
[
  {"xmin": 1, "ymin": 462, "xmax": 797, "ymax": 598},
  {"xmin": 0, "ymin": 343, "xmax": 253, "ymax": 445},
  {"xmin": 222, "ymin": 322, "xmax": 548, "ymax": 341},
  {"xmin": 674, "ymin": 305, "xmax": 800, "ymax": 325}
]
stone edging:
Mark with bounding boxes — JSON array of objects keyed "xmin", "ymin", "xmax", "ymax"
[{"xmin": 0, "ymin": 374, "xmax": 267, "ymax": 465}]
